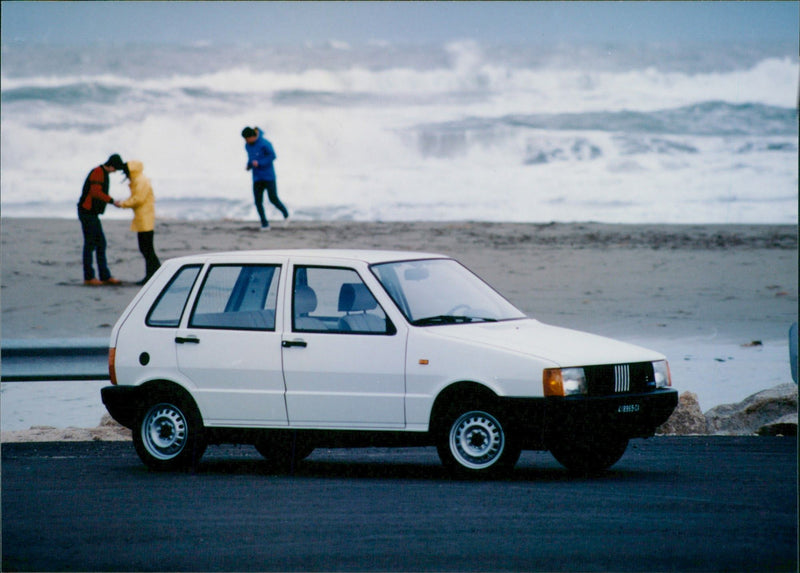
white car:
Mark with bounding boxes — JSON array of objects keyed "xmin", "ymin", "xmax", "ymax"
[{"xmin": 102, "ymin": 249, "xmax": 677, "ymax": 476}]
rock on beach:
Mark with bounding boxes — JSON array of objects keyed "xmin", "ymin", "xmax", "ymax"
[
  {"xmin": 659, "ymin": 383, "xmax": 798, "ymax": 436},
  {"xmin": 657, "ymin": 391, "xmax": 707, "ymax": 435},
  {"xmin": 704, "ymin": 383, "xmax": 798, "ymax": 436}
]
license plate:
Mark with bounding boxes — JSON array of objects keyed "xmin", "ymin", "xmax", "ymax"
[{"xmin": 618, "ymin": 403, "xmax": 640, "ymax": 414}]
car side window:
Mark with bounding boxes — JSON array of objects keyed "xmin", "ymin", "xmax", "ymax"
[
  {"xmin": 146, "ymin": 265, "xmax": 202, "ymax": 327},
  {"xmin": 292, "ymin": 266, "xmax": 392, "ymax": 334},
  {"xmin": 189, "ymin": 265, "xmax": 280, "ymax": 331}
]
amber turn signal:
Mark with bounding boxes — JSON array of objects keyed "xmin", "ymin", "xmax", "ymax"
[{"xmin": 543, "ymin": 368, "xmax": 563, "ymax": 397}]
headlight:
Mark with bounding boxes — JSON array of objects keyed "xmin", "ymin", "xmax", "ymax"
[
  {"xmin": 543, "ymin": 367, "xmax": 587, "ymax": 397},
  {"xmin": 653, "ymin": 360, "xmax": 671, "ymax": 388}
]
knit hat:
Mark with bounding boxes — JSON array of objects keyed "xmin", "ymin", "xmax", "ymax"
[
  {"xmin": 241, "ymin": 127, "xmax": 257, "ymax": 138},
  {"xmin": 105, "ymin": 154, "xmax": 125, "ymax": 170}
]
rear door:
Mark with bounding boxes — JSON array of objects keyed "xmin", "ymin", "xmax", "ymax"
[
  {"xmin": 280, "ymin": 263, "xmax": 407, "ymax": 428},
  {"xmin": 176, "ymin": 260, "xmax": 288, "ymax": 426}
]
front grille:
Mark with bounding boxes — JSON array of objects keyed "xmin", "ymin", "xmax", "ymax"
[
  {"xmin": 614, "ymin": 364, "xmax": 630, "ymax": 393},
  {"xmin": 585, "ymin": 362, "xmax": 655, "ymax": 396}
]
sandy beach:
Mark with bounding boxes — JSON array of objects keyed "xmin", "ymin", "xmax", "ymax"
[{"xmin": 1, "ymin": 218, "xmax": 797, "ymax": 435}]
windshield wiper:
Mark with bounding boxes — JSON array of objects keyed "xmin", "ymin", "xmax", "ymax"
[{"xmin": 410, "ymin": 315, "xmax": 497, "ymax": 326}]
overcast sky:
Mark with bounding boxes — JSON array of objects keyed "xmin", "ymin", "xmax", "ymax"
[{"xmin": 2, "ymin": 1, "xmax": 798, "ymax": 46}]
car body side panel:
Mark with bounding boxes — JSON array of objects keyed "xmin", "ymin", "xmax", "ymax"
[
  {"xmin": 404, "ymin": 327, "xmax": 557, "ymax": 429},
  {"xmin": 176, "ymin": 329, "xmax": 288, "ymax": 426},
  {"xmin": 111, "ymin": 264, "xmax": 200, "ymax": 396},
  {"xmin": 282, "ymin": 331, "xmax": 407, "ymax": 428}
]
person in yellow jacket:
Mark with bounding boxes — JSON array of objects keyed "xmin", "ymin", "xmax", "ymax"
[{"xmin": 114, "ymin": 160, "xmax": 161, "ymax": 285}]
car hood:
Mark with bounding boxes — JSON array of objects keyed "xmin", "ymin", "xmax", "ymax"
[{"xmin": 425, "ymin": 319, "xmax": 664, "ymax": 367}]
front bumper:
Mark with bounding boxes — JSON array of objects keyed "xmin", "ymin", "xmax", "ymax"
[
  {"xmin": 504, "ymin": 388, "xmax": 678, "ymax": 448},
  {"xmin": 545, "ymin": 388, "xmax": 679, "ymax": 439}
]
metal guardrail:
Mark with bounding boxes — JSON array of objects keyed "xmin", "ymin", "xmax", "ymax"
[{"xmin": 1, "ymin": 338, "xmax": 110, "ymax": 382}]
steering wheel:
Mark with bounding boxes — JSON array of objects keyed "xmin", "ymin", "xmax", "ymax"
[{"xmin": 446, "ymin": 304, "xmax": 470, "ymax": 316}]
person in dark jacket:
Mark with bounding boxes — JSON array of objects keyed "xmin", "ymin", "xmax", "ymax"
[
  {"xmin": 242, "ymin": 126, "xmax": 289, "ymax": 230},
  {"xmin": 77, "ymin": 154, "xmax": 125, "ymax": 285}
]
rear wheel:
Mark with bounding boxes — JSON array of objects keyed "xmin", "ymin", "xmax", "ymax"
[
  {"xmin": 549, "ymin": 435, "xmax": 629, "ymax": 474},
  {"xmin": 133, "ymin": 394, "xmax": 206, "ymax": 471},
  {"xmin": 436, "ymin": 405, "xmax": 520, "ymax": 478}
]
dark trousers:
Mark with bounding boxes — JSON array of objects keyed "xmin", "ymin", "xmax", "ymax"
[
  {"xmin": 78, "ymin": 209, "xmax": 111, "ymax": 281},
  {"xmin": 137, "ymin": 230, "xmax": 161, "ymax": 281},
  {"xmin": 253, "ymin": 179, "xmax": 289, "ymax": 226}
]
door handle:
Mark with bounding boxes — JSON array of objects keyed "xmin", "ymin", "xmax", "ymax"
[
  {"xmin": 175, "ymin": 336, "xmax": 200, "ymax": 344},
  {"xmin": 281, "ymin": 339, "xmax": 307, "ymax": 348}
]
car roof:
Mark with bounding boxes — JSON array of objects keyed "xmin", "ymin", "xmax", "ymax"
[{"xmin": 165, "ymin": 249, "xmax": 450, "ymax": 265}]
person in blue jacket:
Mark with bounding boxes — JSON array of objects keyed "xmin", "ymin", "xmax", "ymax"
[{"xmin": 242, "ymin": 126, "xmax": 289, "ymax": 230}]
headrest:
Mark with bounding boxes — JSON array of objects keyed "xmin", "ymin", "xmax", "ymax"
[
  {"xmin": 294, "ymin": 285, "xmax": 318, "ymax": 315},
  {"xmin": 338, "ymin": 283, "xmax": 378, "ymax": 313}
]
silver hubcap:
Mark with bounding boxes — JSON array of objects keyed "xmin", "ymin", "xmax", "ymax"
[
  {"xmin": 142, "ymin": 403, "xmax": 187, "ymax": 460},
  {"xmin": 449, "ymin": 411, "xmax": 504, "ymax": 469}
]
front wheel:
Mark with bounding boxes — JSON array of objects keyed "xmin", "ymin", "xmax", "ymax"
[
  {"xmin": 436, "ymin": 407, "xmax": 520, "ymax": 478},
  {"xmin": 133, "ymin": 396, "xmax": 206, "ymax": 471}
]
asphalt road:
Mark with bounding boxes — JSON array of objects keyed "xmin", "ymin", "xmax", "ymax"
[{"xmin": 2, "ymin": 437, "xmax": 796, "ymax": 572}]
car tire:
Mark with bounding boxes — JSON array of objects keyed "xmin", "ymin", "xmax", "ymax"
[
  {"xmin": 549, "ymin": 435, "xmax": 629, "ymax": 474},
  {"xmin": 133, "ymin": 393, "xmax": 206, "ymax": 471},
  {"xmin": 436, "ymin": 404, "xmax": 520, "ymax": 478}
]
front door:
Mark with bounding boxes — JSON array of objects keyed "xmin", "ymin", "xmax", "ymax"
[{"xmin": 281, "ymin": 265, "xmax": 406, "ymax": 428}]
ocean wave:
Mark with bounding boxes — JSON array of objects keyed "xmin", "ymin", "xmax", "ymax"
[
  {"xmin": 3, "ymin": 53, "xmax": 797, "ymax": 111},
  {"xmin": 407, "ymin": 101, "xmax": 797, "ymax": 164},
  {"xmin": 420, "ymin": 102, "xmax": 798, "ymax": 138},
  {"xmin": 2, "ymin": 83, "xmax": 129, "ymax": 106}
]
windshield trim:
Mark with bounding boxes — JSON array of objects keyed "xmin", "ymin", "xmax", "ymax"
[{"xmin": 409, "ymin": 315, "xmax": 527, "ymax": 328}]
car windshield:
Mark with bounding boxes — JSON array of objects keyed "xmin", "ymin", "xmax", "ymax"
[{"xmin": 371, "ymin": 258, "xmax": 527, "ymax": 326}]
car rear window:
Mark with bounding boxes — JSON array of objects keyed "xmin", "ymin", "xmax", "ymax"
[{"xmin": 146, "ymin": 265, "xmax": 202, "ymax": 327}]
